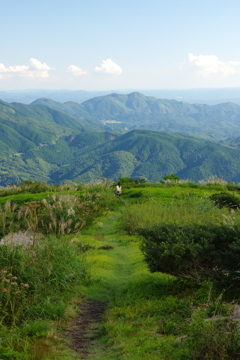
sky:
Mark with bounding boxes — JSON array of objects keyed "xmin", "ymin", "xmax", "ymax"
[{"xmin": 1, "ymin": 0, "xmax": 240, "ymax": 91}]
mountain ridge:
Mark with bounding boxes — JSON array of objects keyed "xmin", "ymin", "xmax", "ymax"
[
  {"xmin": 30, "ymin": 92, "xmax": 240, "ymax": 139},
  {"xmin": 1, "ymin": 94, "xmax": 240, "ymax": 185}
]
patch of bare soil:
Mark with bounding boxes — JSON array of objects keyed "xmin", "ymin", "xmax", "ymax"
[{"xmin": 65, "ymin": 300, "xmax": 107, "ymax": 359}]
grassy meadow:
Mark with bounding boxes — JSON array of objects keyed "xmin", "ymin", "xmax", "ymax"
[{"xmin": 1, "ymin": 178, "xmax": 240, "ymax": 359}]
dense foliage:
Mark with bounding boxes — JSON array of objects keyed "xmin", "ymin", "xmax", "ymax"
[
  {"xmin": 140, "ymin": 223, "xmax": 240, "ymax": 284},
  {"xmin": 209, "ymin": 192, "xmax": 240, "ymax": 209}
]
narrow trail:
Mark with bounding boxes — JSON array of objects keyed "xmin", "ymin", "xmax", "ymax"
[
  {"xmin": 65, "ymin": 210, "xmax": 145, "ymax": 359},
  {"xmin": 65, "ymin": 300, "xmax": 107, "ymax": 359}
]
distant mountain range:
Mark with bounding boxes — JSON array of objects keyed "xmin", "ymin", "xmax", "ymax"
[
  {"xmin": 1, "ymin": 92, "xmax": 240, "ymax": 185},
  {"xmin": 32, "ymin": 92, "xmax": 240, "ymax": 139},
  {"xmin": 2, "ymin": 87, "xmax": 240, "ymax": 105}
]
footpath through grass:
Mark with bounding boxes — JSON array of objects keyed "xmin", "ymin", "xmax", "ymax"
[
  {"xmin": 73, "ymin": 186, "xmax": 240, "ymax": 360},
  {"xmin": 76, "ymin": 209, "xmax": 184, "ymax": 360},
  {"xmin": 2, "ymin": 181, "xmax": 240, "ymax": 359}
]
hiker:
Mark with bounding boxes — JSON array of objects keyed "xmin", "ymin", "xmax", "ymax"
[{"xmin": 116, "ymin": 182, "xmax": 122, "ymax": 197}]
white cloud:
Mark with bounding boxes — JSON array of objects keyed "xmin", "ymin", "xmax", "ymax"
[
  {"xmin": 29, "ymin": 58, "xmax": 52, "ymax": 71},
  {"xmin": 95, "ymin": 58, "xmax": 122, "ymax": 75},
  {"xmin": 0, "ymin": 63, "xmax": 29, "ymax": 79},
  {"xmin": 187, "ymin": 53, "xmax": 240, "ymax": 75},
  {"xmin": 0, "ymin": 58, "xmax": 54, "ymax": 79},
  {"xmin": 67, "ymin": 65, "xmax": 87, "ymax": 76}
]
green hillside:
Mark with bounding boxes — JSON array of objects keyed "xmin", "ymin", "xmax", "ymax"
[
  {"xmin": 221, "ymin": 135, "xmax": 240, "ymax": 148},
  {"xmin": 1, "ymin": 123, "xmax": 240, "ymax": 185},
  {"xmin": 0, "ymin": 99, "xmax": 98, "ymax": 137},
  {"xmin": 33, "ymin": 92, "xmax": 240, "ymax": 139},
  {"xmin": 4, "ymin": 129, "xmax": 235, "ymax": 185},
  {"xmin": 2, "ymin": 95, "xmax": 240, "ymax": 185},
  {"xmin": 52, "ymin": 130, "xmax": 240, "ymax": 183}
]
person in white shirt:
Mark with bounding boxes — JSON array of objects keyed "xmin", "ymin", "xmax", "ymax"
[{"xmin": 116, "ymin": 182, "xmax": 122, "ymax": 197}]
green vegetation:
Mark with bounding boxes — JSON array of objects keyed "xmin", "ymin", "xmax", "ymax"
[
  {"xmin": 209, "ymin": 192, "xmax": 240, "ymax": 209},
  {"xmin": 140, "ymin": 223, "xmax": 240, "ymax": 284},
  {"xmin": 35, "ymin": 92, "xmax": 240, "ymax": 139},
  {"xmin": 0, "ymin": 181, "xmax": 120, "ymax": 359},
  {"xmin": 1, "ymin": 179, "xmax": 240, "ymax": 358},
  {"xmin": 3, "ymin": 93, "xmax": 240, "ymax": 185},
  {"xmin": 2, "ymin": 127, "xmax": 240, "ymax": 185}
]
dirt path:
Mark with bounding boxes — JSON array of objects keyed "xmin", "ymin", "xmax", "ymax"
[
  {"xmin": 64, "ymin": 211, "xmax": 144, "ymax": 359},
  {"xmin": 65, "ymin": 300, "xmax": 107, "ymax": 359}
]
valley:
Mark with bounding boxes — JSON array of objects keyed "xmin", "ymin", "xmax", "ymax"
[{"xmin": 1, "ymin": 92, "xmax": 240, "ymax": 186}]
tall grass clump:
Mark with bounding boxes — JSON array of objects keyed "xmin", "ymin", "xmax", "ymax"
[
  {"xmin": 0, "ymin": 184, "xmax": 119, "ymax": 238},
  {"xmin": 0, "ymin": 268, "xmax": 29, "ymax": 326},
  {"xmin": 0, "ymin": 181, "xmax": 122, "ymax": 359},
  {"xmin": 0, "ymin": 236, "xmax": 86, "ymax": 324},
  {"xmin": 121, "ymin": 196, "xmax": 233, "ymax": 235},
  {"xmin": 0, "ymin": 234, "xmax": 87, "ymax": 358},
  {"xmin": 181, "ymin": 311, "xmax": 240, "ymax": 360}
]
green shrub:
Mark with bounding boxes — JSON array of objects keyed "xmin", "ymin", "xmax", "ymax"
[
  {"xmin": 226, "ymin": 183, "xmax": 240, "ymax": 191},
  {"xmin": 162, "ymin": 174, "xmax": 181, "ymax": 181},
  {"xmin": 140, "ymin": 223, "xmax": 240, "ymax": 284},
  {"xmin": 209, "ymin": 192, "xmax": 240, "ymax": 209}
]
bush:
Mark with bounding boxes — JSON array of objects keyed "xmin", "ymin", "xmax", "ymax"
[
  {"xmin": 226, "ymin": 183, "xmax": 240, "ymax": 192},
  {"xmin": 162, "ymin": 174, "xmax": 181, "ymax": 182},
  {"xmin": 209, "ymin": 192, "xmax": 240, "ymax": 209},
  {"xmin": 140, "ymin": 223, "xmax": 240, "ymax": 284}
]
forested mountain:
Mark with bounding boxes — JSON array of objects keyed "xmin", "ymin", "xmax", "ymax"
[
  {"xmin": 49, "ymin": 130, "xmax": 240, "ymax": 184},
  {"xmin": 32, "ymin": 92, "xmax": 240, "ymax": 139},
  {"xmin": 0, "ymin": 98, "xmax": 102, "ymax": 155},
  {"xmin": 221, "ymin": 135, "xmax": 240, "ymax": 148},
  {"xmin": 1, "ymin": 94, "xmax": 240, "ymax": 185},
  {"xmin": 1, "ymin": 125, "xmax": 240, "ymax": 185}
]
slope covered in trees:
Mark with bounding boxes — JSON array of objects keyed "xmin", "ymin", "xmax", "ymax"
[
  {"xmin": 33, "ymin": 92, "xmax": 240, "ymax": 139},
  {"xmin": 1, "ymin": 127, "xmax": 240, "ymax": 185},
  {"xmin": 1, "ymin": 94, "xmax": 240, "ymax": 185}
]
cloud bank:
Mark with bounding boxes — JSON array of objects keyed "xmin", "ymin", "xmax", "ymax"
[
  {"xmin": 95, "ymin": 58, "xmax": 122, "ymax": 75},
  {"xmin": 188, "ymin": 53, "xmax": 240, "ymax": 75},
  {"xmin": 0, "ymin": 58, "xmax": 54, "ymax": 79},
  {"xmin": 0, "ymin": 57, "xmax": 122, "ymax": 82}
]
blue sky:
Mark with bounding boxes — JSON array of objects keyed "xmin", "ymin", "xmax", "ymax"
[{"xmin": 1, "ymin": 0, "xmax": 240, "ymax": 91}]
